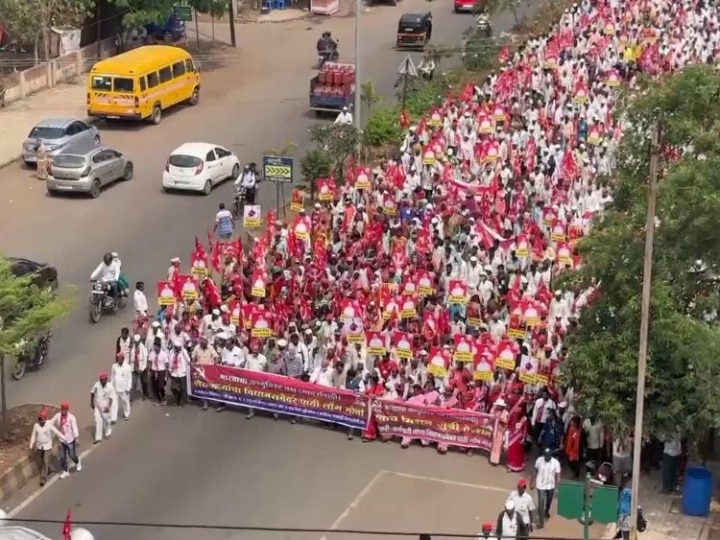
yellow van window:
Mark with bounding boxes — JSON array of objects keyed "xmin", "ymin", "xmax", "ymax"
[
  {"xmin": 147, "ymin": 72, "xmax": 159, "ymax": 88},
  {"xmin": 139, "ymin": 77, "xmax": 147, "ymax": 91},
  {"xmin": 158, "ymin": 66, "xmax": 172, "ymax": 84},
  {"xmin": 184, "ymin": 59, "xmax": 194, "ymax": 72},
  {"xmin": 91, "ymin": 75, "xmax": 112, "ymax": 91},
  {"xmin": 172, "ymin": 61, "xmax": 185, "ymax": 78},
  {"xmin": 113, "ymin": 77, "xmax": 134, "ymax": 92}
]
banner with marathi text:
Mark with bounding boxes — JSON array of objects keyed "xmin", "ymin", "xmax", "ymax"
[
  {"xmin": 189, "ymin": 366, "xmax": 497, "ymax": 449},
  {"xmin": 372, "ymin": 400, "xmax": 495, "ymax": 450}
]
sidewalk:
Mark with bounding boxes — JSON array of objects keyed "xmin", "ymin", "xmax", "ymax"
[
  {"xmin": 602, "ymin": 469, "xmax": 715, "ymax": 540},
  {"xmin": 0, "ymin": 81, "xmax": 88, "ymax": 169}
]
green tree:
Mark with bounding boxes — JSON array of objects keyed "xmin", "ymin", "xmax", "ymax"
[
  {"xmin": 300, "ymin": 148, "xmax": 332, "ymax": 201},
  {"xmin": 0, "ymin": 0, "xmax": 95, "ymax": 64},
  {"xmin": 308, "ymin": 124, "xmax": 360, "ymax": 185},
  {"xmin": 480, "ymin": 0, "xmax": 530, "ymax": 27},
  {"xmin": 360, "ymin": 81, "xmax": 382, "ymax": 115},
  {"xmin": 363, "ymin": 106, "xmax": 402, "ymax": 148},
  {"xmin": 561, "ymin": 65, "xmax": 720, "ymax": 442},
  {"xmin": 461, "ymin": 28, "xmax": 500, "ymax": 72},
  {"xmin": 110, "ymin": 0, "xmax": 226, "ymax": 27},
  {"xmin": 0, "ymin": 258, "xmax": 73, "ymax": 433}
]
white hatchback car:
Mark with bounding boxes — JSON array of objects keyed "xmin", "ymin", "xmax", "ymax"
[{"xmin": 162, "ymin": 142, "xmax": 240, "ymax": 195}]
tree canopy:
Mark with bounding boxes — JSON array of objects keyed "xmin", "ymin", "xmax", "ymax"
[
  {"xmin": 0, "ymin": 258, "xmax": 73, "ymax": 360},
  {"xmin": 110, "ymin": 0, "xmax": 227, "ymax": 27},
  {"xmin": 561, "ymin": 65, "xmax": 720, "ymax": 442}
]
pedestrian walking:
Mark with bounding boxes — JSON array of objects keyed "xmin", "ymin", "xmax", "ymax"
[
  {"xmin": 529, "ymin": 448, "xmax": 561, "ymax": 529},
  {"xmin": 168, "ymin": 342, "xmax": 190, "ymax": 407},
  {"xmin": 29, "ymin": 409, "xmax": 65, "ymax": 486},
  {"xmin": 506, "ymin": 479, "xmax": 535, "ymax": 538},
  {"xmin": 50, "ymin": 403, "xmax": 81, "ymax": 478},
  {"xmin": 130, "ymin": 334, "xmax": 149, "ymax": 400},
  {"xmin": 148, "ymin": 338, "xmax": 169, "ymax": 405},
  {"xmin": 110, "ymin": 353, "xmax": 133, "ymax": 421},
  {"xmin": 91, "ymin": 372, "xmax": 115, "ymax": 443}
]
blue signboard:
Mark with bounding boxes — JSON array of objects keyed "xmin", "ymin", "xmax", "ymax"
[{"xmin": 262, "ymin": 155, "xmax": 294, "ymax": 184}]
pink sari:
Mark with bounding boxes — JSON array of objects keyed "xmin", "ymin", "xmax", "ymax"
[
  {"xmin": 490, "ymin": 409, "xmax": 509, "ymax": 465},
  {"xmin": 507, "ymin": 416, "xmax": 527, "ymax": 472}
]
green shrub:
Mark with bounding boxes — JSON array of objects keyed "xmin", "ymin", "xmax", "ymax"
[{"xmin": 363, "ymin": 107, "xmax": 403, "ymax": 148}]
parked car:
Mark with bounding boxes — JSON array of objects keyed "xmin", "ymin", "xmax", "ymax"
[
  {"xmin": 162, "ymin": 142, "xmax": 240, "ymax": 195},
  {"xmin": 144, "ymin": 17, "xmax": 186, "ymax": 43},
  {"xmin": 6, "ymin": 257, "xmax": 58, "ymax": 291},
  {"xmin": 47, "ymin": 146, "xmax": 134, "ymax": 198},
  {"xmin": 22, "ymin": 118, "xmax": 100, "ymax": 168}
]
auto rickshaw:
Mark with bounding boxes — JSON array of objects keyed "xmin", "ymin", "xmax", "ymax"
[{"xmin": 396, "ymin": 12, "xmax": 432, "ymax": 50}]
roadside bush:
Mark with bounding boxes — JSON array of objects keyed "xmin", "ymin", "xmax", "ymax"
[
  {"xmin": 300, "ymin": 148, "xmax": 333, "ymax": 199},
  {"xmin": 396, "ymin": 76, "xmax": 450, "ymax": 117},
  {"xmin": 363, "ymin": 107, "xmax": 403, "ymax": 148}
]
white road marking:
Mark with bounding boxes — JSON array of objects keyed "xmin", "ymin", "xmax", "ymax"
[
  {"xmin": 383, "ymin": 471, "xmax": 509, "ymax": 493},
  {"xmin": 7, "ymin": 445, "xmax": 100, "ymax": 518},
  {"xmin": 319, "ymin": 470, "xmax": 387, "ymax": 540}
]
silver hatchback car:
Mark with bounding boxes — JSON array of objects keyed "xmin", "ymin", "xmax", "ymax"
[
  {"xmin": 47, "ymin": 146, "xmax": 134, "ymax": 198},
  {"xmin": 22, "ymin": 118, "xmax": 100, "ymax": 167}
]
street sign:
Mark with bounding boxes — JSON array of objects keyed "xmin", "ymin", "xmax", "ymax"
[
  {"xmin": 262, "ymin": 155, "xmax": 293, "ymax": 184},
  {"xmin": 173, "ymin": 5, "xmax": 193, "ymax": 21},
  {"xmin": 397, "ymin": 55, "xmax": 418, "ymax": 77}
]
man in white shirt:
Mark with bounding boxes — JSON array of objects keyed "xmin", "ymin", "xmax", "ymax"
[
  {"xmin": 661, "ymin": 435, "xmax": 682, "ymax": 494},
  {"xmin": 310, "ymin": 358, "xmax": 334, "ymax": 387},
  {"xmin": 221, "ymin": 338, "xmax": 245, "ymax": 367},
  {"xmin": 531, "ymin": 388, "xmax": 557, "ymax": 444},
  {"xmin": 90, "ymin": 252, "xmax": 121, "ymax": 304},
  {"xmin": 51, "ymin": 403, "xmax": 81, "ymax": 479},
  {"xmin": 91, "ymin": 372, "xmax": 116, "ymax": 444},
  {"xmin": 243, "ymin": 342, "xmax": 268, "ymax": 419},
  {"xmin": 582, "ymin": 415, "xmax": 604, "ymax": 464},
  {"xmin": 235, "ymin": 164, "xmax": 258, "ymax": 204},
  {"xmin": 506, "ymin": 478, "xmax": 536, "ymax": 536},
  {"xmin": 29, "ymin": 409, "xmax": 65, "ymax": 486},
  {"xmin": 530, "ymin": 448, "xmax": 561, "ymax": 529},
  {"xmin": 334, "ymin": 106, "xmax": 353, "ymax": 125},
  {"xmin": 110, "ymin": 353, "xmax": 133, "ymax": 422},
  {"xmin": 495, "ymin": 500, "xmax": 522, "ymax": 540},
  {"xmin": 133, "ymin": 281, "xmax": 148, "ymax": 316},
  {"xmin": 148, "ymin": 339, "xmax": 169, "ymax": 405},
  {"xmin": 168, "ymin": 343, "xmax": 190, "ymax": 407},
  {"xmin": 129, "ymin": 334, "xmax": 149, "ymax": 401}
]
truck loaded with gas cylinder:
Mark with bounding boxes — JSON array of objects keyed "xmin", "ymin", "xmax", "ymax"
[{"xmin": 309, "ymin": 62, "xmax": 356, "ymax": 116}]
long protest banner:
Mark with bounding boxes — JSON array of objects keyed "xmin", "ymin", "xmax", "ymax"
[
  {"xmin": 189, "ymin": 365, "xmax": 370, "ymax": 429},
  {"xmin": 189, "ymin": 366, "xmax": 497, "ymax": 449},
  {"xmin": 372, "ymin": 400, "xmax": 496, "ymax": 450}
]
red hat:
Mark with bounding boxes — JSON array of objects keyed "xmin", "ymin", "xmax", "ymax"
[
  {"xmin": 517, "ymin": 478, "xmax": 527, "ymax": 488},
  {"xmin": 99, "ymin": 372, "xmax": 108, "ymax": 380},
  {"xmin": 60, "ymin": 402, "xmax": 70, "ymax": 410},
  {"xmin": 38, "ymin": 409, "xmax": 48, "ymax": 420}
]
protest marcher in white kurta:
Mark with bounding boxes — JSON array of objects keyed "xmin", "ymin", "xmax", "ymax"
[
  {"xmin": 111, "ymin": 353, "xmax": 133, "ymax": 421},
  {"xmin": 91, "ymin": 372, "xmax": 116, "ymax": 443}
]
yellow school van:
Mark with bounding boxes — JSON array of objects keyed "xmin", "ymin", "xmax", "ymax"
[{"xmin": 87, "ymin": 45, "xmax": 200, "ymax": 124}]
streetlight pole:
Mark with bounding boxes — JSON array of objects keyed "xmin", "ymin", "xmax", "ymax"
[
  {"xmin": 353, "ymin": 0, "xmax": 361, "ymax": 129},
  {"xmin": 629, "ymin": 119, "xmax": 661, "ymax": 540}
]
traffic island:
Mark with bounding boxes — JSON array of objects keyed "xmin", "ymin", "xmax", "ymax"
[{"xmin": 0, "ymin": 403, "xmax": 60, "ymax": 502}]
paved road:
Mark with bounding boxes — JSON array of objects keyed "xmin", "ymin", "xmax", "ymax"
[
  {"xmin": 8, "ymin": 408, "xmax": 602, "ymax": 540},
  {"xmin": 0, "ymin": 0, "xmax": 502, "ymax": 422},
  {"xmin": 0, "ymin": 1, "xmax": 557, "ymax": 534}
]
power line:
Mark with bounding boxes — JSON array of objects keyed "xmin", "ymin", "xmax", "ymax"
[{"xmin": 3, "ymin": 518, "xmax": 607, "ymax": 540}]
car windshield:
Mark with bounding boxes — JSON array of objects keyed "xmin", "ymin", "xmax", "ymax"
[
  {"xmin": 28, "ymin": 126, "xmax": 65, "ymax": 140},
  {"xmin": 169, "ymin": 154, "xmax": 203, "ymax": 168},
  {"xmin": 53, "ymin": 155, "xmax": 86, "ymax": 168}
]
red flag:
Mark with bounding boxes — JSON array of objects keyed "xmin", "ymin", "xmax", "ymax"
[{"xmin": 62, "ymin": 509, "xmax": 72, "ymax": 540}]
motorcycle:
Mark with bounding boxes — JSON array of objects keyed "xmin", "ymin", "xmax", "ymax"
[
  {"xmin": 475, "ymin": 16, "xmax": 492, "ymax": 37},
  {"xmin": 232, "ymin": 186, "xmax": 247, "ymax": 219},
  {"xmin": 88, "ymin": 280, "xmax": 126, "ymax": 324},
  {"xmin": 419, "ymin": 64, "xmax": 435, "ymax": 81},
  {"xmin": 12, "ymin": 333, "xmax": 51, "ymax": 381}
]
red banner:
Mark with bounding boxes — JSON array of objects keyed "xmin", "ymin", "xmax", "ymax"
[{"xmin": 372, "ymin": 399, "xmax": 496, "ymax": 450}]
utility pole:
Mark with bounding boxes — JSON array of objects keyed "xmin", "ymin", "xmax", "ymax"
[
  {"xmin": 353, "ymin": 0, "xmax": 361, "ymax": 128},
  {"xmin": 629, "ymin": 119, "xmax": 661, "ymax": 540}
]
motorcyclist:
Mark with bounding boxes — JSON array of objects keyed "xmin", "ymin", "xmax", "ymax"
[
  {"xmin": 334, "ymin": 106, "xmax": 353, "ymax": 125},
  {"xmin": 418, "ymin": 53, "xmax": 436, "ymax": 79},
  {"xmin": 90, "ymin": 252, "xmax": 121, "ymax": 304},
  {"xmin": 316, "ymin": 31, "xmax": 337, "ymax": 63},
  {"xmin": 112, "ymin": 252, "xmax": 130, "ymax": 297},
  {"xmin": 476, "ymin": 11, "xmax": 491, "ymax": 34},
  {"xmin": 234, "ymin": 164, "xmax": 258, "ymax": 205}
]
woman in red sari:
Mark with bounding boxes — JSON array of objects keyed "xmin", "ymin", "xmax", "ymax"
[{"xmin": 506, "ymin": 396, "xmax": 527, "ymax": 472}]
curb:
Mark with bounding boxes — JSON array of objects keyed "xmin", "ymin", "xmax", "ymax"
[
  {"xmin": 0, "ymin": 116, "xmax": 100, "ymax": 171},
  {"xmin": 0, "ymin": 403, "xmax": 60, "ymax": 503}
]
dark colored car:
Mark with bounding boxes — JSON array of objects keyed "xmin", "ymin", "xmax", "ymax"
[
  {"xmin": 8, "ymin": 257, "xmax": 59, "ymax": 291},
  {"xmin": 396, "ymin": 12, "xmax": 433, "ymax": 49},
  {"xmin": 144, "ymin": 17, "xmax": 186, "ymax": 43}
]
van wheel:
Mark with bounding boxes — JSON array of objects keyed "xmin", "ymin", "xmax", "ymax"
[
  {"xmin": 151, "ymin": 105, "xmax": 162, "ymax": 125},
  {"xmin": 89, "ymin": 180, "xmax": 101, "ymax": 199},
  {"xmin": 189, "ymin": 87, "xmax": 200, "ymax": 106}
]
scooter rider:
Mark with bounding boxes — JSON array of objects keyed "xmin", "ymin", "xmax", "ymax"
[
  {"xmin": 418, "ymin": 52, "xmax": 436, "ymax": 80},
  {"xmin": 235, "ymin": 164, "xmax": 258, "ymax": 205},
  {"xmin": 90, "ymin": 252, "xmax": 121, "ymax": 304},
  {"xmin": 335, "ymin": 106, "xmax": 353, "ymax": 125}
]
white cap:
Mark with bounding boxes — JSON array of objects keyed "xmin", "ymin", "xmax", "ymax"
[
  {"xmin": 216, "ymin": 332, "xmax": 228, "ymax": 340},
  {"xmin": 170, "ymin": 257, "xmax": 181, "ymax": 263},
  {"xmin": 277, "ymin": 339, "xmax": 288, "ymax": 348},
  {"xmin": 559, "ymin": 401, "xmax": 568, "ymax": 408},
  {"xmin": 220, "ymin": 305, "xmax": 230, "ymax": 313},
  {"xmin": 111, "ymin": 252, "xmax": 119, "ymax": 258},
  {"xmin": 304, "ymin": 328, "xmax": 313, "ymax": 335},
  {"xmin": 315, "ymin": 203, "xmax": 321, "ymax": 209},
  {"xmin": 70, "ymin": 529, "xmax": 95, "ymax": 540},
  {"xmin": 505, "ymin": 500, "xmax": 515, "ymax": 511},
  {"xmin": 133, "ymin": 334, "xmax": 141, "ymax": 342},
  {"xmin": 151, "ymin": 321, "xmax": 161, "ymax": 328},
  {"xmin": 470, "ymin": 256, "xmax": 478, "ymax": 262},
  {"xmin": 212, "ymin": 309, "xmax": 220, "ymax": 316},
  {"xmin": 495, "ymin": 398, "xmax": 507, "ymax": 408}
]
